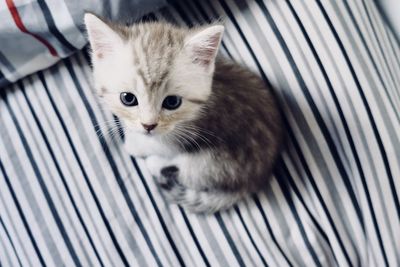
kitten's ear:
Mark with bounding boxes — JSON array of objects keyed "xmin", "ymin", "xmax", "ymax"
[
  {"xmin": 184, "ymin": 25, "xmax": 224, "ymax": 69},
  {"xmin": 84, "ymin": 13, "xmax": 121, "ymax": 59}
]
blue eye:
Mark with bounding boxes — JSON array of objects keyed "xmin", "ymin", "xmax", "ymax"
[
  {"xmin": 162, "ymin": 95, "xmax": 182, "ymax": 110},
  {"xmin": 120, "ymin": 92, "xmax": 138, "ymax": 106}
]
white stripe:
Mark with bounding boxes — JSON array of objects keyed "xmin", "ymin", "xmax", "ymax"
[
  {"xmin": 246, "ymin": 2, "xmax": 362, "ymax": 263},
  {"xmin": 0, "ymin": 235, "xmax": 13, "ymax": 267},
  {"xmin": 22, "ymin": 77, "xmax": 103, "ymax": 266},
  {"xmin": 41, "ymin": 68, "xmax": 127, "ymax": 266},
  {"xmin": 223, "ymin": 209, "xmax": 265, "ymax": 267},
  {"xmin": 12, "ymin": 79, "xmax": 93, "ymax": 266},
  {"xmin": 363, "ymin": 0, "xmax": 400, "ymax": 93},
  {"xmin": 240, "ymin": 199, "xmax": 283, "ymax": 266},
  {"xmin": 323, "ymin": 1, "xmax": 398, "ymax": 263},
  {"xmin": 184, "ymin": 1, "xmax": 247, "ymax": 64},
  {"xmin": 136, "ymin": 159, "xmax": 202, "ymax": 266},
  {"xmin": 44, "ymin": 1, "xmax": 87, "ymax": 50},
  {"xmin": 256, "ymin": 191, "xmax": 300, "ymax": 265},
  {"xmin": 45, "ymin": 65, "xmax": 144, "ymax": 266},
  {"xmin": 282, "ymin": 153, "xmax": 339, "ymax": 264},
  {"xmin": 288, "ymin": 6, "xmax": 386, "ymax": 265},
  {"xmin": 271, "ymin": 176, "xmax": 319, "ymax": 267},
  {"xmin": 184, "ymin": 214, "xmax": 221, "ymax": 267},
  {"xmin": 0, "ymin": 220, "xmax": 20, "ymax": 267},
  {"xmin": 7, "ymin": 85, "xmax": 79, "ymax": 267},
  {"xmin": 0, "ymin": 157, "xmax": 40, "ymax": 267},
  {"xmin": 206, "ymin": 0, "xmax": 260, "ymax": 73},
  {"xmin": 0, "ymin": 144, "xmax": 55, "ymax": 266},
  {"xmin": 29, "ymin": 72, "xmax": 119, "ymax": 267},
  {"xmin": 0, "ymin": 202, "xmax": 30, "ymax": 267},
  {"xmin": 270, "ymin": 0, "xmax": 370, "ymax": 259},
  {"xmin": 274, "ymin": 0, "xmax": 353, "ymax": 173},
  {"xmin": 349, "ymin": 0, "xmax": 399, "ymax": 98},
  {"xmin": 0, "ymin": 93, "xmax": 73, "ymax": 264}
]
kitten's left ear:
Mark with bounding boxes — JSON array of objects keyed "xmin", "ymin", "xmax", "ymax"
[
  {"xmin": 184, "ymin": 25, "xmax": 224, "ymax": 70},
  {"xmin": 84, "ymin": 13, "xmax": 122, "ymax": 60}
]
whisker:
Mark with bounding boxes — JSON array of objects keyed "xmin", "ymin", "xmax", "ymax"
[
  {"xmin": 174, "ymin": 128, "xmax": 201, "ymax": 151},
  {"xmin": 175, "ymin": 125, "xmax": 216, "ymax": 150}
]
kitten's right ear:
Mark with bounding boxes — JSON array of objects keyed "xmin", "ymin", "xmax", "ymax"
[
  {"xmin": 184, "ymin": 25, "xmax": 224, "ymax": 71},
  {"xmin": 84, "ymin": 13, "xmax": 121, "ymax": 59}
]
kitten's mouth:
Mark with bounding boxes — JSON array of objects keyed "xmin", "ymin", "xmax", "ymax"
[{"xmin": 142, "ymin": 129, "xmax": 159, "ymax": 136}]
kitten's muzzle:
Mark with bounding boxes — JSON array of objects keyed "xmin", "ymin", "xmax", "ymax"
[{"xmin": 142, "ymin": 123, "xmax": 158, "ymax": 133}]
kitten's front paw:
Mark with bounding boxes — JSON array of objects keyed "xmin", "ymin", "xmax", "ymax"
[
  {"xmin": 156, "ymin": 167, "xmax": 219, "ymax": 213},
  {"xmin": 160, "ymin": 184, "xmax": 217, "ymax": 213}
]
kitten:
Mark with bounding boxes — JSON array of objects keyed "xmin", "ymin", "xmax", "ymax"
[{"xmin": 84, "ymin": 13, "xmax": 284, "ymax": 213}]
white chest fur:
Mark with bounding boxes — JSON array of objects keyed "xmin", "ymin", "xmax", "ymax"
[{"xmin": 124, "ymin": 132, "xmax": 177, "ymax": 158}]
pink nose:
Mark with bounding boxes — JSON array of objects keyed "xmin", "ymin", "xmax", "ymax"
[{"xmin": 141, "ymin": 123, "xmax": 157, "ymax": 132}]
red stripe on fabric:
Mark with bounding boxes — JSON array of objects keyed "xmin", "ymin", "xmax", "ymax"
[{"xmin": 6, "ymin": 0, "xmax": 58, "ymax": 57}]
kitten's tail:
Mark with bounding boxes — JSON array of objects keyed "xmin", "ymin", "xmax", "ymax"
[{"xmin": 165, "ymin": 183, "xmax": 245, "ymax": 213}]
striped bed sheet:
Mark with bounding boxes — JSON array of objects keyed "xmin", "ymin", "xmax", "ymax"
[{"xmin": 1, "ymin": 0, "xmax": 399, "ymax": 266}]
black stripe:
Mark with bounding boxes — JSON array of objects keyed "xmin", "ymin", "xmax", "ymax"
[
  {"xmin": 273, "ymin": 1, "xmax": 351, "ymax": 169},
  {"xmin": 0, "ymin": 79, "xmax": 11, "ymax": 89},
  {"xmin": 317, "ymin": 0, "xmax": 399, "ymax": 222},
  {"xmin": 211, "ymin": 0, "xmax": 269, "ymax": 83},
  {"xmin": 181, "ymin": 1, "xmax": 202, "ymax": 22},
  {"xmin": 0, "ymin": 158, "xmax": 47, "ymax": 267},
  {"xmin": 214, "ymin": 213, "xmax": 246, "ymax": 267},
  {"xmin": 168, "ymin": 0, "xmax": 194, "ymax": 27},
  {"xmin": 0, "ymin": 201, "xmax": 33, "ymax": 267},
  {"xmin": 37, "ymin": 72, "xmax": 130, "ymax": 267},
  {"xmin": 316, "ymin": 2, "xmax": 394, "ymax": 265},
  {"xmin": 139, "ymin": 12, "xmax": 158, "ymax": 23},
  {"xmin": 37, "ymin": 0, "xmax": 77, "ymax": 52},
  {"xmin": 182, "ymin": 0, "xmax": 234, "ymax": 60},
  {"xmin": 64, "ymin": 59, "xmax": 163, "ymax": 267},
  {"xmin": 287, "ymin": 121, "xmax": 361, "ymax": 266},
  {"xmin": 194, "ymin": 1, "xmax": 359, "ymax": 265},
  {"xmin": 131, "ymin": 158, "xmax": 186, "ymax": 267},
  {"xmin": 276, "ymin": 163, "xmax": 323, "ymax": 267},
  {"xmin": 284, "ymin": 151, "xmax": 339, "ymax": 266},
  {"xmin": 0, "ymin": 216, "xmax": 23, "ymax": 267},
  {"xmin": 0, "ymin": 238, "xmax": 12, "ymax": 267},
  {"xmin": 295, "ymin": 0, "xmax": 395, "ymax": 262},
  {"xmin": 2, "ymin": 89, "xmax": 82, "ymax": 267},
  {"xmin": 259, "ymin": 0, "xmax": 373, "ymax": 262},
  {"xmin": 259, "ymin": 0, "xmax": 365, "ymax": 229},
  {"xmin": 19, "ymin": 81, "xmax": 105, "ymax": 267},
  {"xmin": 0, "ymin": 70, "xmax": 5, "ymax": 82},
  {"xmin": 179, "ymin": 208, "xmax": 211, "ymax": 267},
  {"xmin": 0, "ymin": 66, "xmax": 11, "ymax": 89},
  {"xmin": 253, "ymin": 195, "xmax": 293, "ymax": 267},
  {"xmin": 344, "ymin": 1, "xmax": 400, "ymax": 122},
  {"xmin": 381, "ymin": 22, "xmax": 400, "ymax": 67},
  {"xmin": 361, "ymin": 0, "xmax": 400, "ymax": 93},
  {"xmin": 233, "ymin": 207, "xmax": 268, "ymax": 267},
  {"xmin": 289, "ymin": 0, "xmax": 384, "ymax": 254}
]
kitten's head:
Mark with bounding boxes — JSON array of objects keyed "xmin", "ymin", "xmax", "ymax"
[{"xmin": 84, "ymin": 14, "xmax": 223, "ymax": 136}]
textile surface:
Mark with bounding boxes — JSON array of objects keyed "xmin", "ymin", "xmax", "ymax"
[
  {"xmin": 0, "ymin": 0, "xmax": 166, "ymax": 88},
  {"xmin": 1, "ymin": 0, "xmax": 399, "ymax": 266}
]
